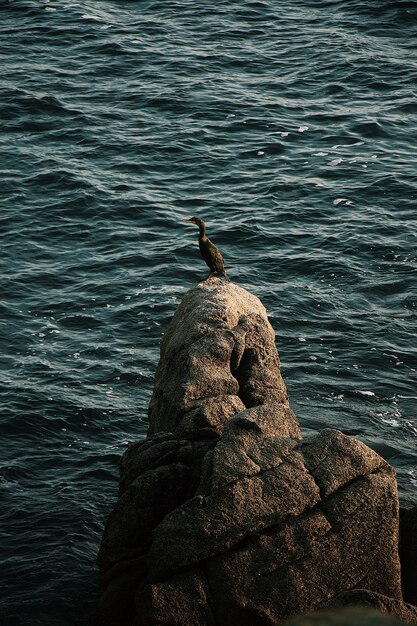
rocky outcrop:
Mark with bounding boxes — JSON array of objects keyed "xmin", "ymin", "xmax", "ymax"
[{"xmin": 97, "ymin": 279, "xmax": 414, "ymax": 626}]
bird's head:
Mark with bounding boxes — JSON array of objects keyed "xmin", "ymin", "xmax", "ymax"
[{"xmin": 183, "ymin": 217, "xmax": 205, "ymax": 230}]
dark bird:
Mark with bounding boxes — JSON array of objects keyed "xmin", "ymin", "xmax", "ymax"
[{"xmin": 183, "ymin": 217, "xmax": 229, "ymax": 281}]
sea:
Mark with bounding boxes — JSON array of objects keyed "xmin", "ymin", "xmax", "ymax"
[{"xmin": 1, "ymin": 0, "xmax": 416, "ymax": 623}]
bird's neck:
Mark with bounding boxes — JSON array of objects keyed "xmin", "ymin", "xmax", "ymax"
[{"xmin": 198, "ymin": 224, "xmax": 206, "ymax": 238}]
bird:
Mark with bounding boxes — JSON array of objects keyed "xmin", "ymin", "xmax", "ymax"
[{"xmin": 183, "ymin": 217, "xmax": 229, "ymax": 281}]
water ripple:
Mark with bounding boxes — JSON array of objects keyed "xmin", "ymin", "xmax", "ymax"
[{"xmin": 1, "ymin": 0, "xmax": 417, "ymax": 623}]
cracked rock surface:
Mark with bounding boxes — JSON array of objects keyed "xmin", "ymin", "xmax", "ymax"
[{"xmin": 97, "ymin": 279, "xmax": 410, "ymax": 626}]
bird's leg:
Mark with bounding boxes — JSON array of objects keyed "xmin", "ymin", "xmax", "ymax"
[
  {"xmin": 206, "ymin": 270, "xmax": 214, "ymax": 279},
  {"xmin": 223, "ymin": 272, "xmax": 230, "ymax": 282}
]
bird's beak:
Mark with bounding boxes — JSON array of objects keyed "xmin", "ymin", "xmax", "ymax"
[{"xmin": 183, "ymin": 219, "xmax": 193, "ymax": 223}]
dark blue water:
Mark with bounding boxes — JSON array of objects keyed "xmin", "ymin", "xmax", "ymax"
[{"xmin": 1, "ymin": 0, "xmax": 416, "ymax": 623}]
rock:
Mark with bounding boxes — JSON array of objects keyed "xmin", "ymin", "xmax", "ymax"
[
  {"xmin": 97, "ymin": 435, "xmax": 214, "ymax": 572},
  {"xmin": 118, "ymin": 432, "xmax": 179, "ymax": 496},
  {"xmin": 148, "ymin": 279, "xmax": 291, "ymax": 436},
  {"xmin": 174, "ymin": 394, "xmax": 245, "ymax": 440},
  {"xmin": 331, "ymin": 590, "xmax": 417, "ymax": 624},
  {"xmin": 143, "ymin": 430, "xmax": 401, "ymax": 624},
  {"xmin": 147, "ymin": 439, "xmax": 319, "ymax": 582},
  {"xmin": 133, "ymin": 569, "xmax": 215, "ymax": 626},
  {"xmin": 97, "ymin": 280, "xmax": 407, "ymax": 626},
  {"xmin": 98, "ymin": 556, "xmax": 147, "ymax": 626},
  {"xmin": 199, "ymin": 404, "xmax": 301, "ymax": 493},
  {"xmin": 301, "ymin": 429, "xmax": 391, "ymax": 498},
  {"xmin": 400, "ymin": 506, "xmax": 417, "ymax": 605}
]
